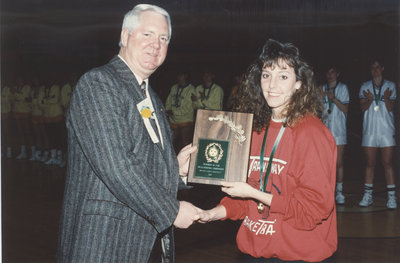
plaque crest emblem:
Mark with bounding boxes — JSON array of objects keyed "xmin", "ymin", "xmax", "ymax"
[
  {"xmin": 205, "ymin": 142, "xmax": 223, "ymax": 163},
  {"xmin": 188, "ymin": 110, "xmax": 253, "ymax": 185}
]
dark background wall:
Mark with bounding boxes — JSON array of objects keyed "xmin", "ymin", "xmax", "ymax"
[
  {"xmin": 2, "ymin": 0, "xmax": 399, "ymax": 87},
  {"xmin": 1, "ymin": 0, "xmax": 399, "ymax": 143}
]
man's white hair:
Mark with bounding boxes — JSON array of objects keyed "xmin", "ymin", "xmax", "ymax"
[{"xmin": 119, "ymin": 4, "xmax": 171, "ymax": 46}]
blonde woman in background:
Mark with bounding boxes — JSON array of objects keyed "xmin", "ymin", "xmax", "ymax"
[
  {"xmin": 30, "ymin": 77, "xmax": 50, "ymax": 162},
  {"xmin": 12, "ymin": 77, "xmax": 33, "ymax": 160},
  {"xmin": 1, "ymin": 81, "xmax": 14, "ymax": 158}
]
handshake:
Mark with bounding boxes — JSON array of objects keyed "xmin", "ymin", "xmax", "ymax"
[
  {"xmin": 174, "ymin": 144, "xmax": 224, "ymax": 228},
  {"xmin": 173, "ymin": 201, "xmax": 225, "ymax": 229},
  {"xmin": 174, "ymin": 144, "xmax": 262, "ymax": 229}
]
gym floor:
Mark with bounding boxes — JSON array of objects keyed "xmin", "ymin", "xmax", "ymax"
[{"xmin": 2, "ymin": 149, "xmax": 399, "ymax": 263}]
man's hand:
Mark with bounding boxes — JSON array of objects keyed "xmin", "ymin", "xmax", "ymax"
[
  {"xmin": 199, "ymin": 91, "xmax": 205, "ymax": 100},
  {"xmin": 173, "ymin": 201, "xmax": 202, "ymax": 229},
  {"xmin": 177, "ymin": 144, "xmax": 197, "ymax": 177}
]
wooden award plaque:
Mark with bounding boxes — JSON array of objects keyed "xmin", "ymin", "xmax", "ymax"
[{"xmin": 188, "ymin": 109, "xmax": 253, "ymax": 185}]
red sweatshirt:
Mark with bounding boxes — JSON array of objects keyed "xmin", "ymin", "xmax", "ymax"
[{"xmin": 221, "ymin": 116, "xmax": 337, "ymax": 262}]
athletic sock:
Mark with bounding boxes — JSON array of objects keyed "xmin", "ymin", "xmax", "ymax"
[
  {"xmin": 387, "ymin": 184, "xmax": 396, "ymax": 197},
  {"xmin": 364, "ymin": 183, "xmax": 373, "ymax": 195},
  {"xmin": 336, "ymin": 182, "xmax": 343, "ymax": 192}
]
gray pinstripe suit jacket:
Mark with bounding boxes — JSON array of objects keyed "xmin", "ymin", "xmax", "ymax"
[{"xmin": 57, "ymin": 56, "xmax": 180, "ymax": 262}]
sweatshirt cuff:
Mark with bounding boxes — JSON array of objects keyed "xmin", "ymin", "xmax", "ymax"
[{"xmin": 219, "ymin": 200, "xmax": 231, "ymax": 221}]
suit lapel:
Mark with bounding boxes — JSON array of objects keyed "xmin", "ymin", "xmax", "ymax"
[
  {"xmin": 111, "ymin": 56, "xmax": 146, "ymax": 100},
  {"xmin": 110, "ymin": 56, "xmax": 174, "ymax": 171},
  {"xmin": 112, "ymin": 56, "xmax": 162, "ymax": 145}
]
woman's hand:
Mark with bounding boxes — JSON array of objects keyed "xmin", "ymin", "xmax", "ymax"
[
  {"xmin": 221, "ymin": 182, "xmax": 273, "ymax": 206},
  {"xmin": 327, "ymin": 90, "xmax": 335, "ymax": 100},
  {"xmin": 383, "ymin": 88, "xmax": 392, "ymax": 100},
  {"xmin": 198, "ymin": 205, "xmax": 227, "ymax": 223},
  {"xmin": 363, "ymin": 90, "xmax": 373, "ymax": 101},
  {"xmin": 221, "ymin": 182, "xmax": 257, "ymax": 199}
]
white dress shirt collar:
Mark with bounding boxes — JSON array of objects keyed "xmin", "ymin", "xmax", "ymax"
[{"xmin": 118, "ymin": 55, "xmax": 148, "ymax": 88}]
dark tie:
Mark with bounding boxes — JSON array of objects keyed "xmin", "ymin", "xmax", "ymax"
[{"xmin": 140, "ymin": 81, "xmax": 146, "ymax": 97}]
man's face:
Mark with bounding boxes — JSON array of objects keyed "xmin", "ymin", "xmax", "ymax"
[
  {"xmin": 177, "ymin": 74, "xmax": 187, "ymax": 85},
  {"xmin": 370, "ymin": 62, "xmax": 384, "ymax": 79},
  {"xmin": 203, "ymin": 73, "xmax": 214, "ymax": 84},
  {"xmin": 121, "ymin": 11, "xmax": 169, "ymax": 79},
  {"xmin": 326, "ymin": 68, "xmax": 339, "ymax": 83}
]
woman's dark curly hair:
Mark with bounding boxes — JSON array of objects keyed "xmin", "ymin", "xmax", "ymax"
[{"xmin": 235, "ymin": 39, "xmax": 324, "ymax": 132}]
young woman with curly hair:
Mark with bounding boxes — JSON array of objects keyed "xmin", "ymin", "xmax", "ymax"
[{"xmin": 199, "ymin": 39, "xmax": 337, "ymax": 262}]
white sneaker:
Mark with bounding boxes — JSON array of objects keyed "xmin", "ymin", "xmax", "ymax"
[
  {"xmin": 45, "ymin": 157, "xmax": 58, "ymax": 165},
  {"xmin": 359, "ymin": 193, "xmax": 373, "ymax": 207},
  {"xmin": 16, "ymin": 151, "xmax": 27, "ymax": 160},
  {"xmin": 387, "ymin": 196, "xmax": 397, "ymax": 209},
  {"xmin": 54, "ymin": 158, "xmax": 62, "ymax": 166},
  {"xmin": 29, "ymin": 152, "xmax": 37, "ymax": 161},
  {"xmin": 29, "ymin": 146, "xmax": 37, "ymax": 161},
  {"xmin": 40, "ymin": 151, "xmax": 49, "ymax": 162},
  {"xmin": 336, "ymin": 191, "xmax": 345, "ymax": 204},
  {"xmin": 55, "ymin": 150, "xmax": 63, "ymax": 165},
  {"xmin": 34, "ymin": 150, "xmax": 42, "ymax": 161}
]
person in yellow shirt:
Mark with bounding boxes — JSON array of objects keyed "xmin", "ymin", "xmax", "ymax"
[
  {"xmin": 12, "ymin": 77, "xmax": 33, "ymax": 159},
  {"xmin": 192, "ymin": 70, "xmax": 224, "ymax": 110},
  {"xmin": 42, "ymin": 83, "xmax": 64, "ymax": 165},
  {"xmin": 1, "ymin": 83, "xmax": 14, "ymax": 158},
  {"xmin": 30, "ymin": 78, "xmax": 50, "ymax": 162},
  {"xmin": 165, "ymin": 72, "xmax": 196, "ymax": 153},
  {"xmin": 60, "ymin": 78, "xmax": 74, "ymax": 112}
]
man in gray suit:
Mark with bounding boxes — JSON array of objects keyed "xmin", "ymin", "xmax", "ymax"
[{"xmin": 57, "ymin": 4, "xmax": 200, "ymax": 262}]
